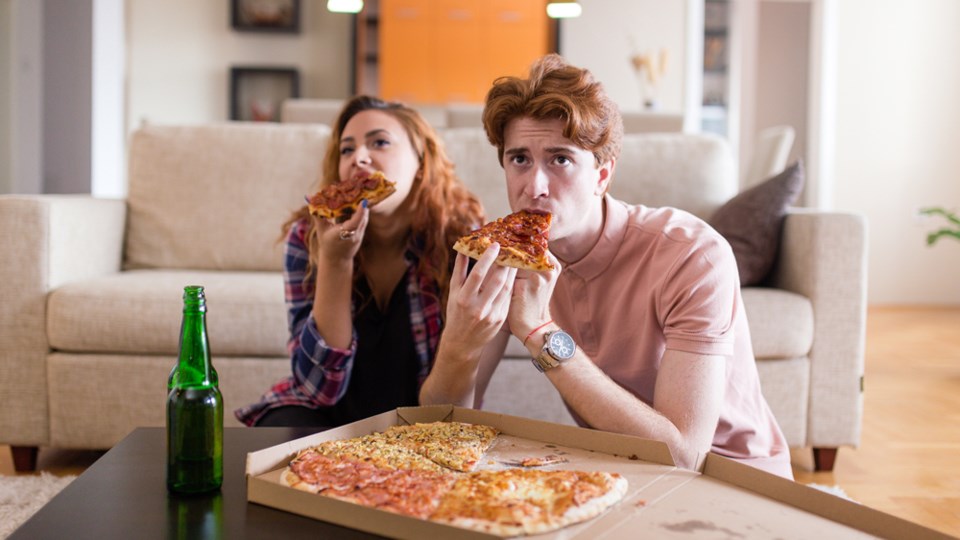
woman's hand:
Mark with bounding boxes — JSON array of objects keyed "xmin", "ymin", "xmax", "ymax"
[
  {"xmin": 442, "ymin": 246, "xmax": 517, "ymax": 359},
  {"xmin": 312, "ymin": 202, "xmax": 370, "ymax": 265},
  {"xmin": 507, "ymin": 251, "xmax": 562, "ymax": 341}
]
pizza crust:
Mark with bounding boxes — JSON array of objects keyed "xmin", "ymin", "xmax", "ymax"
[{"xmin": 453, "ymin": 237, "xmax": 553, "ymax": 272}]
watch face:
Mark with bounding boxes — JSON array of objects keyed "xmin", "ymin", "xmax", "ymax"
[{"xmin": 547, "ymin": 331, "xmax": 576, "ymax": 360}]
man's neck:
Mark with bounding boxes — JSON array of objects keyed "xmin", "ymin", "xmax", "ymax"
[{"xmin": 551, "ymin": 197, "xmax": 607, "ymax": 265}]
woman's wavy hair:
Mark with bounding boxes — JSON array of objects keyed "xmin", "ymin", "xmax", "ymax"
[
  {"xmin": 482, "ymin": 54, "xmax": 623, "ymax": 172},
  {"xmin": 282, "ymin": 95, "xmax": 484, "ymax": 307}
]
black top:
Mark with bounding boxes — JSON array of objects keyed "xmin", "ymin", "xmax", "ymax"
[{"xmin": 308, "ymin": 276, "xmax": 421, "ymax": 427}]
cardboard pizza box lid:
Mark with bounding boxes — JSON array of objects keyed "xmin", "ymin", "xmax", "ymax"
[{"xmin": 245, "ymin": 405, "xmax": 951, "ymax": 540}]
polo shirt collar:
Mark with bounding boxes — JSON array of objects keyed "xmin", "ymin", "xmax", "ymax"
[{"xmin": 561, "ymin": 194, "xmax": 629, "ymax": 281}]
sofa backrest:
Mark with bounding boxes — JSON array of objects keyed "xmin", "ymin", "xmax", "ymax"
[
  {"xmin": 124, "ymin": 123, "xmax": 330, "ymax": 272},
  {"xmin": 123, "ymin": 123, "xmax": 734, "ymax": 272},
  {"xmin": 611, "ymin": 132, "xmax": 736, "ymax": 219},
  {"xmin": 440, "ymin": 128, "xmax": 736, "ymax": 221}
]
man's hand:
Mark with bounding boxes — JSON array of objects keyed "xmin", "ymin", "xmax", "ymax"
[
  {"xmin": 420, "ymin": 247, "xmax": 515, "ymax": 408},
  {"xmin": 442, "ymin": 246, "xmax": 517, "ymax": 359},
  {"xmin": 507, "ymin": 251, "xmax": 561, "ymax": 340}
]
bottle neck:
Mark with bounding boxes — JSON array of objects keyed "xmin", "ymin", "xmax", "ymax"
[{"xmin": 175, "ymin": 286, "xmax": 214, "ymax": 388}]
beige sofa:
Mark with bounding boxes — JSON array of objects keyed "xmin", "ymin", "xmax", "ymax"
[{"xmin": 0, "ymin": 122, "xmax": 866, "ymax": 472}]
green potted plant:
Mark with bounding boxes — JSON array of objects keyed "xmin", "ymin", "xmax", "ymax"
[{"xmin": 919, "ymin": 207, "xmax": 960, "ymax": 245}]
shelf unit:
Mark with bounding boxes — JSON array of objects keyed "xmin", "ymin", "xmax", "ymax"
[{"xmin": 702, "ymin": 0, "xmax": 730, "ymax": 136}]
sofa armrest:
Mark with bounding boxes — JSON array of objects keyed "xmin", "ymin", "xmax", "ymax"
[
  {"xmin": 0, "ymin": 195, "xmax": 126, "ymax": 446},
  {"xmin": 769, "ymin": 209, "xmax": 868, "ymax": 448}
]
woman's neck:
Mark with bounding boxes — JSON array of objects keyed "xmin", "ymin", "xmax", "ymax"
[{"xmin": 363, "ymin": 211, "xmax": 412, "ymax": 257}]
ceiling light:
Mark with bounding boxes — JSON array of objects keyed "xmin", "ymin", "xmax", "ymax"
[
  {"xmin": 547, "ymin": 1, "xmax": 582, "ymax": 19},
  {"xmin": 328, "ymin": 0, "xmax": 363, "ymax": 14}
]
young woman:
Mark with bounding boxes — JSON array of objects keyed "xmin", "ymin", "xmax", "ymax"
[{"xmin": 237, "ymin": 96, "xmax": 484, "ymax": 427}]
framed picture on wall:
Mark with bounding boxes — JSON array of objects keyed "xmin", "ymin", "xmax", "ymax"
[
  {"xmin": 229, "ymin": 67, "xmax": 301, "ymax": 122},
  {"xmin": 231, "ymin": 0, "xmax": 301, "ymax": 34}
]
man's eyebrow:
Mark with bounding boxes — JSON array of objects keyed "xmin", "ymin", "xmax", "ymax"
[
  {"xmin": 504, "ymin": 146, "xmax": 527, "ymax": 156},
  {"xmin": 545, "ymin": 145, "xmax": 576, "ymax": 154}
]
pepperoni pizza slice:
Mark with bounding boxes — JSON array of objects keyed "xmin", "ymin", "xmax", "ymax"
[
  {"xmin": 453, "ymin": 210, "xmax": 554, "ymax": 271},
  {"xmin": 306, "ymin": 171, "xmax": 396, "ymax": 220}
]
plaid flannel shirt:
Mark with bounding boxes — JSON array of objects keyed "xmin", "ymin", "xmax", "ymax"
[{"xmin": 235, "ymin": 219, "xmax": 443, "ymax": 426}]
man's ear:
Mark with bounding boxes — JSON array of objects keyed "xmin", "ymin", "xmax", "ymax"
[{"xmin": 596, "ymin": 158, "xmax": 616, "ymax": 196}]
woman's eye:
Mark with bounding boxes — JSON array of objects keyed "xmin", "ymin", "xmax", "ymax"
[
  {"xmin": 372, "ymin": 138, "xmax": 390, "ymax": 148},
  {"xmin": 340, "ymin": 146, "xmax": 354, "ymax": 156}
]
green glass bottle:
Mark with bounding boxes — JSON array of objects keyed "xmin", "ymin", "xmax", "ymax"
[{"xmin": 167, "ymin": 285, "xmax": 223, "ymax": 494}]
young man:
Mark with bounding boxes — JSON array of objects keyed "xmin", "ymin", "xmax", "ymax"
[{"xmin": 421, "ymin": 55, "xmax": 792, "ymax": 479}]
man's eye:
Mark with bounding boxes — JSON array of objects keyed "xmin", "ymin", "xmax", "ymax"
[
  {"xmin": 511, "ymin": 155, "xmax": 528, "ymax": 165},
  {"xmin": 555, "ymin": 155, "xmax": 570, "ymax": 165}
]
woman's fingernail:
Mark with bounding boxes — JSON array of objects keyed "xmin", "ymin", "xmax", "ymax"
[{"xmin": 361, "ymin": 199, "xmax": 368, "ymax": 208}]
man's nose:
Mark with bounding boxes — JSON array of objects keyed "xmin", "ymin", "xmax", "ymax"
[{"xmin": 526, "ymin": 167, "xmax": 549, "ymax": 198}]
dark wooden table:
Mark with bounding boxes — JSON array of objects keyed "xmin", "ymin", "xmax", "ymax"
[{"xmin": 10, "ymin": 427, "xmax": 385, "ymax": 539}]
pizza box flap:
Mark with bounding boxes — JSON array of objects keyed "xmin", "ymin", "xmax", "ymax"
[
  {"xmin": 697, "ymin": 453, "xmax": 954, "ymax": 539},
  {"xmin": 246, "ymin": 405, "xmax": 675, "ymax": 479}
]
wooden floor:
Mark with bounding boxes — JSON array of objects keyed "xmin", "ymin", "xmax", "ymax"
[{"xmin": 2, "ymin": 306, "xmax": 959, "ymax": 536}]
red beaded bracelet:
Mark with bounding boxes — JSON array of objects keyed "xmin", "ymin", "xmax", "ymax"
[{"xmin": 523, "ymin": 320, "xmax": 555, "ymax": 347}]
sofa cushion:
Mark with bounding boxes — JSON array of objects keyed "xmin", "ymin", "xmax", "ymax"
[
  {"xmin": 611, "ymin": 132, "xmax": 737, "ymax": 219},
  {"xmin": 709, "ymin": 161, "xmax": 804, "ymax": 285},
  {"xmin": 47, "ymin": 270, "xmax": 288, "ymax": 357},
  {"xmin": 741, "ymin": 287, "xmax": 813, "ymax": 359},
  {"xmin": 439, "ymin": 127, "xmax": 511, "ymax": 219},
  {"xmin": 125, "ymin": 123, "xmax": 331, "ymax": 271}
]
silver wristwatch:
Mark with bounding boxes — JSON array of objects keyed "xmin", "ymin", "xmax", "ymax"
[{"xmin": 532, "ymin": 330, "xmax": 577, "ymax": 372}]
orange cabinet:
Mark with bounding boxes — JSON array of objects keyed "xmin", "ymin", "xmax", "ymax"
[{"xmin": 378, "ymin": 0, "xmax": 550, "ymax": 105}]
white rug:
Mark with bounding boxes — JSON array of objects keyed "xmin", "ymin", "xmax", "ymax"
[
  {"xmin": 806, "ymin": 482, "xmax": 855, "ymax": 501},
  {"xmin": 0, "ymin": 473, "xmax": 76, "ymax": 539}
]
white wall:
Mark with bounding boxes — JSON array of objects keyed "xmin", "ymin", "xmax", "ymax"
[
  {"xmin": 753, "ymin": 2, "xmax": 809, "ymax": 176},
  {"xmin": 91, "ymin": 0, "xmax": 125, "ymax": 198},
  {"xmin": 559, "ymin": 0, "xmax": 688, "ymax": 114},
  {"xmin": 126, "ymin": 0, "xmax": 353, "ymax": 133},
  {"xmin": 833, "ymin": 0, "xmax": 960, "ymax": 304}
]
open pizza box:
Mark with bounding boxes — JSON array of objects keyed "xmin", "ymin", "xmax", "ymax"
[{"xmin": 245, "ymin": 405, "xmax": 948, "ymax": 539}]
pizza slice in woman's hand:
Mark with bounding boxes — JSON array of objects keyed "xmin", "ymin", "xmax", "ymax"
[
  {"xmin": 453, "ymin": 210, "xmax": 555, "ymax": 271},
  {"xmin": 306, "ymin": 171, "xmax": 397, "ymax": 220}
]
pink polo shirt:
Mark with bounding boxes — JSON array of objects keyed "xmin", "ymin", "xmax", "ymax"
[{"xmin": 551, "ymin": 195, "xmax": 792, "ymax": 478}]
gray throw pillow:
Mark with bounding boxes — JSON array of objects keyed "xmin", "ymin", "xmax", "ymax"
[{"xmin": 709, "ymin": 160, "xmax": 805, "ymax": 286}]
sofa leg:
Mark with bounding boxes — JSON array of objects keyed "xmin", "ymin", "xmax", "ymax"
[
  {"xmin": 813, "ymin": 447, "xmax": 838, "ymax": 472},
  {"xmin": 11, "ymin": 445, "xmax": 39, "ymax": 472}
]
